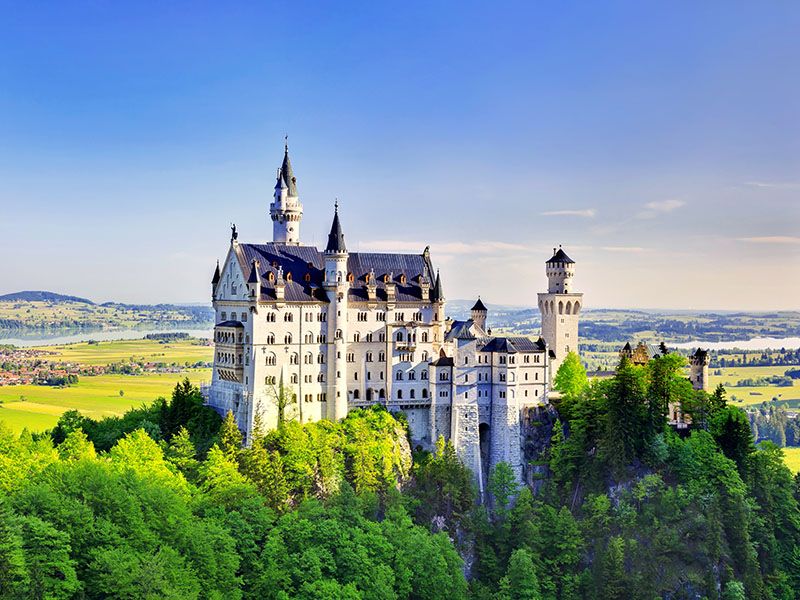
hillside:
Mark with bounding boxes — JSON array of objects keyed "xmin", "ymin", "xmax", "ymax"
[
  {"xmin": 0, "ymin": 290, "xmax": 94, "ymax": 304},
  {"xmin": 447, "ymin": 300, "xmax": 800, "ymax": 345},
  {"xmin": 0, "ymin": 291, "xmax": 213, "ymax": 334}
]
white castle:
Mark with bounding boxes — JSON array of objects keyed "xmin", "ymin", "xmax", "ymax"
[{"xmin": 207, "ymin": 144, "xmax": 583, "ymax": 489}]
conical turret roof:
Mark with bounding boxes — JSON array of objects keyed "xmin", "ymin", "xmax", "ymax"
[
  {"xmin": 325, "ymin": 203, "xmax": 347, "ymax": 253},
  {"xmin": 281, "ymin": 143, "xmax": 298, "ymax": 197}
]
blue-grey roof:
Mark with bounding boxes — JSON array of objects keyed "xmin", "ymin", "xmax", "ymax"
[
  {"xmin": 471, "ymin": 298, "xmax": 487, "ymax": 311},
  {"xmin": 281, "ymin": 145, "xmax": 298, "ymax": 197},
  {"xmin": 325, "ymin": 207, "xmax": 347, "ymax": 253},
  {"xmin": 547, "ymin": 247, "xmax": 574, "ymax": 264},
  {"xmin": 216, "ymin": 320, "xmax": 244, "ymax": 328},
  {"xmin": 479, "ymin": 336, "xmax": 546, "ymax": 354},
  {"xmin": 445, "ymin": 320, "xmax": 476, "ymax": 341},
  {"xmin": 235, "ymin": 243, "xmax": 437, "ymax": 304}
]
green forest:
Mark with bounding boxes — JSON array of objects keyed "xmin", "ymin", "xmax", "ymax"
[{"xmin": 2, "ymin": 354, "xmax": 800, "ymax": 599}]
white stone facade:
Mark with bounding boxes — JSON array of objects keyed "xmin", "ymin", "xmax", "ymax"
[{"xmin": 206, "ymin": 147, "xmax": 582, "ymax": 486}]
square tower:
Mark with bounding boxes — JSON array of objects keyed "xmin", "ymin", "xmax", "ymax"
[{"xmin": 537, "ymin": 247, "xmax": 582, "ymax": 376}]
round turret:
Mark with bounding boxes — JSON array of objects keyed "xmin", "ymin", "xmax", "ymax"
[{"xmin": 546, "ymin": 246, "xmax": 576, "ymax": 293}]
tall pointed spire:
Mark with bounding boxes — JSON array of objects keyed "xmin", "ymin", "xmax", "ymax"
[
  {"xmin": 432, "ymin": 269, "xmax": 443, "ymax": 301},
  {"xmin": 212, "ymin": 260, "xmax": 221, "ymax": 285},
  {"xmin": 281, "ymin": 138, "xmax": 297, "ymax": 197},
  {"xmin": 325, "ymin": 200, "xmax": 347, "ymax": 253}
]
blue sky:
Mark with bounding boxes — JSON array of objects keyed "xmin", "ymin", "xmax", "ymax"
[{"xmin": 1, "ymin": 1, "xmax": 798, "ymax": 309}]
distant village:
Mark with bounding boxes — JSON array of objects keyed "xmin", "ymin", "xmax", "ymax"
[{"xmin": 0, "ymin": 341, "xmax": 212, "ymax": 387}]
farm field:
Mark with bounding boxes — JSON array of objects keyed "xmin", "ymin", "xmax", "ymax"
[
  {"xmin": 0, "ymin": 370, "xmax": 210, "ymax": 433},
  {"xmin": 40, "ymin": 338, "xmax": 213, "ymax": 366},
  {"xmin": 710, "ymin": 365, "xmax": 800, "ymax": 407},
  {"xmin": 782, "ymin": 447, "xmax": 800, "ymax": 474}
]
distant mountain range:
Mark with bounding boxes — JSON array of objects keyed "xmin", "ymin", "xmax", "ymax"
[{"xmin": 0, "ymin": 291, "xmax": 214, "ymax": 334}]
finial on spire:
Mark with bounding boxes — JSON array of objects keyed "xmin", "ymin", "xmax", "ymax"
[
  {"xmin": 284, "ymin": 134, "xmax": 288, "ymax": 152},
  {"xmin": 334, "ymin": 198, "xmax": 339, "ymax": 212}
]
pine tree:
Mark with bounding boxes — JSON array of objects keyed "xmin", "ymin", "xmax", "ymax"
[
  {"xmin": 166, "ymin": 426, "xmax": 199, "ymax": 481},
  {"xmin": 554, "ymin": 351, "xmax": 589, "ymax": 400},
  {"xmin": 498, "ymin": 548, "xmax": 542, "ymax": 600},
  {"xmin": 488, "ymin": 462, "xmax": 519, "ymax": 516},
  {"xmin": 218, "ymin": 410, "xmax": 243, "ymax": 458},
  {"xmin": 598, "ymin": 536, "xmax": 626, "ymax": 600}
]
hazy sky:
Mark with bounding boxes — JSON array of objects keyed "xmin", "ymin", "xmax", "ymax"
[{"xmin": 1, "ymin": 2, "xmax": 798, "ymax": 310}]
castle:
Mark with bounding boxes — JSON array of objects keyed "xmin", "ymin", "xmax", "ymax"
[{"xmin": 207, "ymin": 144, "xmax": 582, "ymax": 489}]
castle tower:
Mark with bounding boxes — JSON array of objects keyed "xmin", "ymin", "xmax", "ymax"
[
  {"xmin": 537, "ymin": 246, "xmax": 583, "ymax": 377},
  {"xmin": 269, "ymin": 141, "xmax": 304, "ymax": 244},
  {"xmin": 471, "ymin": 297, "xmax": 488, "ymax": 332},
  {"xmin": 323, "ymin": 202, "xmax": 349, "ymax": 421},
  {"xmin": 689, "ymin": 348, "xmax": 709, "ymax": 392}
]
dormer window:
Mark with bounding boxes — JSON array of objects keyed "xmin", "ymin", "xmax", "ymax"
[
  {"xmin": 383, "ymin": 274, "xmax": 390, "ymax": 283},
  {"xmin": 304, "ymin": 273, "xmax": 311, "ymax": 282},
  {"xmin": 268, "ymin": 272, "xmax": 275, "ymax": 283},
  {"xmin": 285, "ymin": 272, "xmax": 292, "ymax": 282},
  {"xmin": 399, "ymin": 274, "xmax": 407, "ymax": 284},
  {"xmin": 347, "ymin": 272, "xmax": 355, "ymax": 283}
]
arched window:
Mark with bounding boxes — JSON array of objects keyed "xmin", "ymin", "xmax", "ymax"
[
  {"xmin": 366, "ymin": 389, "xmax": 373, "ymax": 401},
  {"xmin": 397, "ymin": 389, "xmax": 403, "ymax": 399},
  {"xmin": 558, "ymin": 301, "xmax": 564, "ymax": 314},
  {"xmin": 395, "ymin": 371, "xmax": 403, "ymax": 380},
  {"xmin": 267, "ymin": 333, "xmax": 275, "ymax": 344},
  {"xmin": 421, "ymin": 332, "xmax": 428, "ymax": 343},
  {"xmin": 396, "ymin": 331, "xmax": 404, "ymax": 342},
  {"xmin": 410, "ymin": 389, "xmax": 415, "ymax": 399},
  {"xmin": 304, "ymin": 273, "xmax": 311, "ymax": 282},
  {"xmin": 353, "ymin": 389, "xmax": 360, "ymax": 400},
  {"xmin": 305, "ymin": 352, "xmax": 313, "ymax": 364},
  {"xmin": 335, "ymin": 329, "xmax": 342, "ymax": 340},
  {"xmin": 379, "ymin": 389, "xmax": 386, "ymax": 399},
  {"xmin": 285, "ymin": 333, "xmax": 293, "ymax": 344},
  {"xmin": 266, "ymin": 353, "xmax": 276, "ymax": 366},
  {"xmin": 347, "ymin": 272, "xmax": 355, "ymax": 283},
  {"xmin": 422, "ymin": 389, "xmax": 428, "ymax": 398},
  {"xmin": 290, "ymin": 353, "xmax": 298, "ymax": 365},
  {"xmin": 566, "ymin": 301, "xmax": 572, "ymax": 315},
  {"xmin": 291, "ymin": 373, "xmax": 298, "ymax": 384}
]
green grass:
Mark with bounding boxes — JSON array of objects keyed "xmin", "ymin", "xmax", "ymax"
[
  {"xmin": 710, "ymin": 365, "xmax": 800, "ymax": 406},
  {"xmin": 41, "ymin": 338, "xmax": 213, "ymax": 367},
  {"xmin": 0, "ymin": 370, "xmax": 210, "ymax": 433},
  {"xmin": 782, "ymin": 447, "xmax": 800, "ymax": 474}
]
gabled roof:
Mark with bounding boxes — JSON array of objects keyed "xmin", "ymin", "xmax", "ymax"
[
  {"xmin": 445, "ymin": 320, "xmax": 476, "ymax": 342},
  {"xmin": 471, "ymin": 297, "xmax": 487, "ymax": 311},
  {"xmin": 234, "ymin": 243, "xmax": 437, "ymax": 303},
  {"xmin": 479, "ymin": 336, "xmax": 547, "ymax": 354},
  {"xmin": 547, "ymin": 247, "xmax": 574, "ymax": 264},
  {"xmin": 430, "ymin": 355, "xmax": 454, "ymax": 367}
]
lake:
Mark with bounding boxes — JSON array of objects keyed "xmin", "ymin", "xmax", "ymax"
[
  {"xmin": 673, "ymin": 337, "xmax": 800, "ymax": 351},
  {"xmin": 0, "ymin": 327, "xmax": 213, "ymax": 348}
]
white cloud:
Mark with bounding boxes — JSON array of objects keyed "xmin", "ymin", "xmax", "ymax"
[
  {"xmin": 743, "ymin": 181, "xmax": 800, "ymax": 190},
  {"xmin": 600, "ymin": 246, "xmax": 649, "ymax": 253},
  {"xmin": 540, "ymin": 209, "xmax": 596, "ymax": 218},
  {"xmin": 358, "ymin": 240, "xmax": 534, "ymax": 255},
  {"xmin": 736, "ymin": 236, "xmax": 800, "ymax": 245},
  {"xmin": 637, "ymin": 198, "xmax": 685, "ymax": 219}
]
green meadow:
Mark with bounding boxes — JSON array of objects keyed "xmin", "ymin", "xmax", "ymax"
[
  {"xmin": 0, "ymin": 338, "xmax": 213, "ymax": 433},
  {"xmin": 34, "ymin": 337, "xmax": 213, "ymax": 366},
  {"xmin": 782, "ymin": 447, "xmax": 800, "ymax": 474},
  {"xmin": 710, "ymin": 365, "xmax": 800, "ymax": 407}
]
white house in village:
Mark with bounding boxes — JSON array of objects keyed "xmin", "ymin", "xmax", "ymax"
[{"xmin": 206, "ymin": 144, "xmax": 583, "ymax": 488}]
